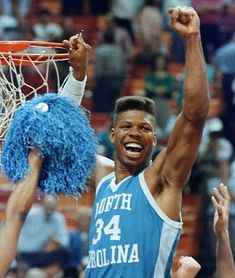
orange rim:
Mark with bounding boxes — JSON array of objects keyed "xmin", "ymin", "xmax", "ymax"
[{"xmin": 0, "ymin": 41, "xmax": 67, "ymax": 52}]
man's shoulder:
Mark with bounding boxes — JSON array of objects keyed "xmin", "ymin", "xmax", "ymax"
[
  {"xmin": 95, "ymin": 155, "xmax": 114, "ymax": 183},
  {"xmin": 29, "ymin": 205, "xmax": 43, "ymax": 214},
  {"xmin": 52, "ymin": 210, "xmax": 66, "ymax": 220}
]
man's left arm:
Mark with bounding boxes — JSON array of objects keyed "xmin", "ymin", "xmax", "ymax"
[
  {"xmin": 159, "ymin": 7, "xmax": 209, "ymax": 189},
  {"xmin": 60, "ymin": 34, "xmax": 92, "ymax": 105},
  {"xmin": 149, "ymin": 7, "xmax": 209, "ymax": 219}
]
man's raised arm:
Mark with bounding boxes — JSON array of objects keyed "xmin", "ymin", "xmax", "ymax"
[
  {"xmin": 0, "ymin": 149, "xmax": 42, "ymax": 277},
  {"xmin": 159, "ymin": 6, "xmax": 209, "ymax": 188},
  {"xmin": 60, "ymin": 34, "xmax": 92, "ymax": 105}
]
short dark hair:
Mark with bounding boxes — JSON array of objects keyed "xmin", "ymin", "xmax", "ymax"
[
  {"xmin": 113, "ymin": 96, "xmax": 156, "ymax": 126},
  {"xmin": 103, "ymin": 31, "xmax": 114, "ymax": 44},
  {"xmin": 38, "ymin": 8, "xmax": 51, "ymax": 17}
]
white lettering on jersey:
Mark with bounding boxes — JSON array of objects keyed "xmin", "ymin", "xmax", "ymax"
[
  {"xmin": 87, "ymin": 243, "xmax": 139, "ymax": 268},
  {"xmin": 95, "ymin": 193, "xmax": 132, "ymax": 219},
  {"xmin": 92, "ymin": 215, "xmax": 121, "ymax": 245}
]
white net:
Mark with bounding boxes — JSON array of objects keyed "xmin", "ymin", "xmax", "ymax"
[{"xmin": 0, "ymin": 41, "xmax": 69, "ymax": 170}]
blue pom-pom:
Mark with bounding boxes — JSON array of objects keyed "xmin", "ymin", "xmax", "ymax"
[{"xmin": 1, "ymin": 93, "xmax": 97, "ymax": 196}]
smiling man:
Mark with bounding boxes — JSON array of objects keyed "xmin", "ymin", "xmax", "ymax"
[{"xmin": 54, "ymin": 5, "xmax": 209, "ymax": 278}]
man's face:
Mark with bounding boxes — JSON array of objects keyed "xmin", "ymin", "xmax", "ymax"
[
  {"xmin": 110, "ymin": 109, "xmax": 157, "ymax": 171},
  {"xmin": 42, "ymin": 194, "xmax": 58, "ymax": 218}
]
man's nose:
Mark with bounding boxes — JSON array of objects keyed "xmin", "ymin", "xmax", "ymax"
[{"xmin": 128, "ymin": 127, "xmax": 142, "ymax": 136}]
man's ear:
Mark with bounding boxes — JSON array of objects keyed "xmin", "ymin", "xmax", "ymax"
[
  {"xmin": 110, "ymin": 127, "xmax": 115, "ymax": 143},
  {"xmin": 153, "ymin": 132, "xmax": 157, "ymax": 146}
]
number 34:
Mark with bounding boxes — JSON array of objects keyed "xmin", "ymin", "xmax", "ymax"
[{"xmin": 92, "ymin": 215, "xmax": 121, "ymax": 245}]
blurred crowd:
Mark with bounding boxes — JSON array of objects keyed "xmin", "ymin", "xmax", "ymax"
[{"xmin": 0, "ymin": 0, "xmax": 235, "ymax": 277}]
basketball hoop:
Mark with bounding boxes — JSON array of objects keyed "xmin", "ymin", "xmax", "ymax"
[
  {"xmin": 0, "ymin": 40, "xmax": 70, "ymax": 170},
  {"xmin": 0, "ymin": 41, "xmax": 69, "ymax": 65}
]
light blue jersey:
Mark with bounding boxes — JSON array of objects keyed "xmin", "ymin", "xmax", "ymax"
[{"xmin": 85, "ymin": 171, "xmax": 182, "ymax": 278}]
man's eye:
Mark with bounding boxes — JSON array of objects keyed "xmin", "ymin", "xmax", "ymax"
[
  {"xmin": 121, "ymin": 125, "xmax": 130, "ymax": 129},
  {"xmin": 141, "ymin": 126, "xmax": 151, "ymax": 132}
]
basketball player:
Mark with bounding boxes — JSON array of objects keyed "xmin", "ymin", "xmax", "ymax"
[
  {"xmin": 0, "ymin": 5, "xmax": 208, "ymax": 277},
  {"xmin": 173, "ymin": 185, "xmax": 235, "ymax": 278},
  {"xmin": 0, "ymin": 149, "xmax": 42, "ymax": 277},
  {"xmin": 0, "ymin": 35, "xmax": 92, "ymax": 277},
  {"xmin": 212, "ymin": 184, "xmax": 235, "ymax": 278},
  {"xmin": 62, "ymin": 6, "xmax": 209, "ymax": 277}
]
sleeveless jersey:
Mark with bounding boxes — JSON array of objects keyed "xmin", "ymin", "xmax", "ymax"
[{"xmin": 85, "ymin": 170, "xmax": 182, "ymax": 278}]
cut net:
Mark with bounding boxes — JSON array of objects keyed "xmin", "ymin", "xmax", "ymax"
[{"xmin": 0, "ymin": 41, "xmax": 69, "ymax": 170}]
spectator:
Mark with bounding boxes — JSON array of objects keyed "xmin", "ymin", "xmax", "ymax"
[
  {"xmin": 16, "ymin": 194, "xmax": 70, "ymax": 275},
  {"xmin": 110, "ymin": 0, "xmax": 145, "ymax": 42},
  {"xmin": 0, "ymin": 4, "xmax": 19, "ymax": 40},
  {"xmin": 213, "ymin": 32, "xmax": 235, "ymax": 147},
  {"xmin": 69, "ymin": 206, "xmax": 92, "ymax": 274},
  {"xmin": 92, "ymin": 30, "xmax": 127, "ymax": 113},
  {"xmin": 136, "ymin": 0, "xmax": 164, "ymax": 64},
  {"xmin": 201, "ymin": 118, "xmax": 233, "ymax": 163},
  {"xmin": 144, "ymin": 53, "xmax": 175, "ymax": 132},
  {"xmin": 219, "ymin": 1, "xmax": 235, "ymax": 44},
  {"xmin": 97, "ymin": 14, "xmax": 133, "ymax": 59},
  {"xmin": 0, "ymin": 0, "xmax": 32, "ymax": 17},
  {"xmin": 192, "ymin": 0, "xmax": 225, "ymax": 62},
  {"xmin": 32, "ymin": 9, "xmax": 63, "ymax": 42}
]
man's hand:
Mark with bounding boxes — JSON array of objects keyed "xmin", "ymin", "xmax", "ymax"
[
  {"xmin": 174, "ymin": 256, "xmax": 201, "ymax": 278},
  {"xmin": 211, "ymin": 183, "xmax": 231, "ymax": 239},
  {"xmin": 63, "ymin": 33, "xmax": 92, "ymax": 81},
  {"xmin": 168, "ymin": 6, "xmax": 200, "ymax": 37}
]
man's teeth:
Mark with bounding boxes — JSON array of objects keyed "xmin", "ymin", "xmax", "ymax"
[
  {"xmin": 125, "ymin": 143, "xmax": 142, "ymax": 153},
  {"xmin": 126, "ymin": 143, "xmax": 142, "ymax": 148}
]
